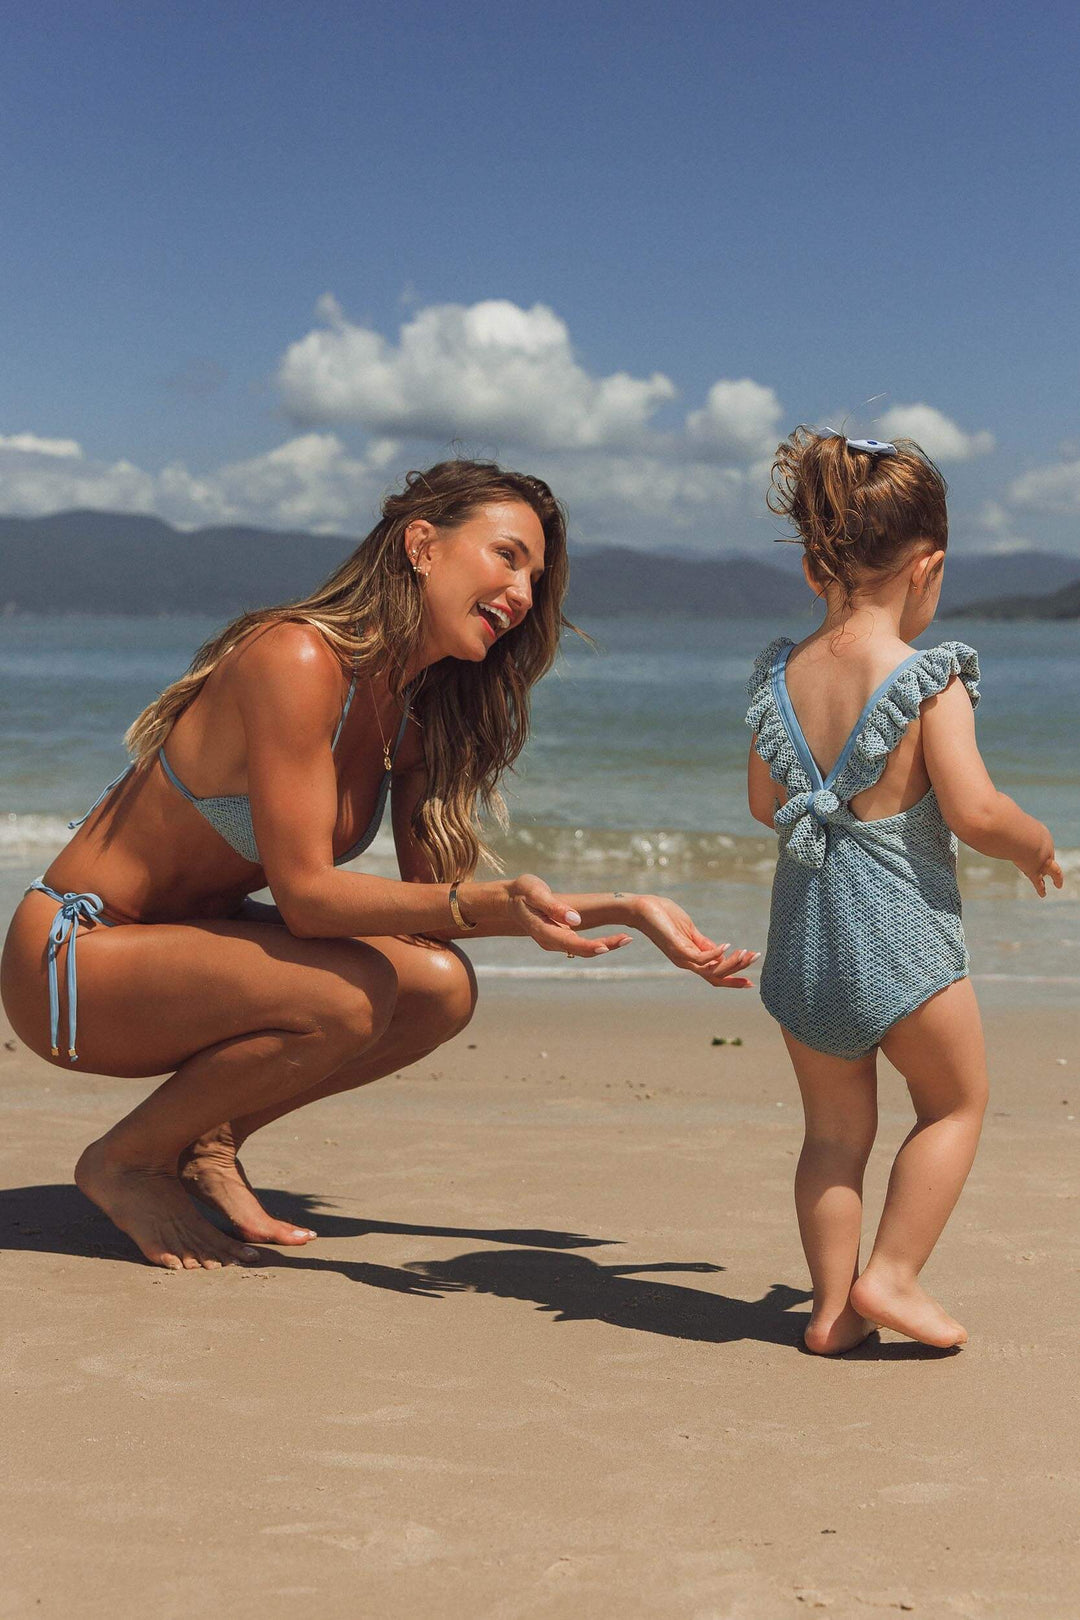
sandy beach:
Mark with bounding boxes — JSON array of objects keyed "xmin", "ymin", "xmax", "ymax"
[{"xmin": 2, "ymin": 978, "xmax": 1077, "ymax": 1619}]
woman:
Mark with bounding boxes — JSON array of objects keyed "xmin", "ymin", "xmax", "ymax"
[{"xmin": 2, "ymin": 460, "xmax": 756, "ymax": 1272}]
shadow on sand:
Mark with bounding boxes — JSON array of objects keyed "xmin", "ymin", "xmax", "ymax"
[{"xmin": 0, "ymin": 1183, "xmax": 958, "ymax": 1359}]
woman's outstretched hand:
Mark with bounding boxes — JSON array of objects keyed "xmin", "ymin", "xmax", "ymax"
[
  {"xmin": 630, "ymin": 895, "xmax": 758, "ymax": 988},
  {"xmin": 506, "ymin": 875, "xmax": 633, "ymax": 957}
]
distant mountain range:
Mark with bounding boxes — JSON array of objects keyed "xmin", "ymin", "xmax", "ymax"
[{"xmin": 0, "ymin": 509, "xmax": 1078, "ymax": 620}]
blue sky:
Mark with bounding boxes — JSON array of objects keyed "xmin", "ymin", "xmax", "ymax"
[{"xmin": 4, "ymin": 0, "xmax": 1080, "ymax": 552}]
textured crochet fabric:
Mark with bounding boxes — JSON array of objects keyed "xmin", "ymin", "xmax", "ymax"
[{"xmin": 745, "ymin": 637, "xmax": 981, "ymax": 1059}]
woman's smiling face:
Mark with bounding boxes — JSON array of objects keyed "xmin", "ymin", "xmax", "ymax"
[{"xmin": 406, "ymin": 500, "xmax": 547, "ymax": 664}]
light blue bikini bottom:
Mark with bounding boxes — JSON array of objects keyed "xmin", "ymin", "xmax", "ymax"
[{"xmin": 25, "ymin": 878, "xmax": 118, "ymax": 1062}]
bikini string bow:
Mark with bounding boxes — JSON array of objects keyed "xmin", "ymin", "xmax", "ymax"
[
  {"xmin": 774, "ymin": 789, "xmax": 844, "ymax": 869},
  {"xmin": 44, "ymin": 891, "xmax": 104, "ymax": 1060}
]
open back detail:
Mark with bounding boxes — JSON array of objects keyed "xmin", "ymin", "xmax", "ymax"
[{"xmin": 746, "ymin": 638, "xmax": 981, "ymax": 1057}]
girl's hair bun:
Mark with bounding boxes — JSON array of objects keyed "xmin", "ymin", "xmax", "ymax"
[{"xmin": 768, "ymin": 427, "xmax": 948, "ymax": 598}]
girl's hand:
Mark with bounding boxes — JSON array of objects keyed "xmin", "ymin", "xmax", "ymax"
[
  {"xmin": 506, "ymin": 874, "xmax": 632, "ymax": 958},
  {"xmin": 1018, "ymin": 830, "xmax": 1064, "ymax": 897},
  {"xmin": 631, "ymin": 895, "xmax": 759, "ymax": 988}
]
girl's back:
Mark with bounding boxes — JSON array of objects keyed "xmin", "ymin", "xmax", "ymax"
[{"xmin": 782, "ymin": 631, "xmax": 933, "ymax": 823}]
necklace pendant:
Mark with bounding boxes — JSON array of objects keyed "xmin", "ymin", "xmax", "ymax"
[{"xmin": 383, "ymin": 746, "xmax": 393, "ymax": 774}]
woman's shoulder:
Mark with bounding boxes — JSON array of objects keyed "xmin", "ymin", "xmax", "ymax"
[{"xmin": 220, "ymin": 620, "xmax": 348, "ymax": 712}]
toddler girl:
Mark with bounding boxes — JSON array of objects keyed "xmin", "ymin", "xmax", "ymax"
[{"xmin": 746, "ymin": 428, "xmax": 1061, "ymax": 1353}]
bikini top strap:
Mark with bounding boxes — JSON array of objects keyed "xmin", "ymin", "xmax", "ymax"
[
  {"xmin": 331, "ymin": 673, "xmax": 357, "ymax": 752},
  {"xmin": 156, "ymin": 748, "xmax": 199, "ymax": 803},
  {"xmin": 390, "ymin": 683, "xmax": 415, "ymax": 760},
  {"xmin": 67, "ymin": 763, "xmax": 135, "ymax": 830}
]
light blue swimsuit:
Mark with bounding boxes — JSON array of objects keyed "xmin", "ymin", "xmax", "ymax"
[
  {"xmin": 745, "ymin": 637, "xmax": 981, "ymax": 1059},
  {"xmin": 28, "ymin": 671, "xmax": 411, "ymax": 1061}
]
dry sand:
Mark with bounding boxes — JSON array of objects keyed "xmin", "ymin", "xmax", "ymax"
[{"xmin": 1, "ymin": 981, "xmax": 1078, "ymax": 1619}]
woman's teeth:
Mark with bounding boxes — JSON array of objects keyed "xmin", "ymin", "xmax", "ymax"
[{"xmin": 477, "ymin": 603, "xmax": 510, "ymax": 634}]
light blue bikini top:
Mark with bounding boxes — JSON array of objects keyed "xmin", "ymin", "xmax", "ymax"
[{"xmin": 70, "ymin": 673, "xmax": 412, "ymax": 867}]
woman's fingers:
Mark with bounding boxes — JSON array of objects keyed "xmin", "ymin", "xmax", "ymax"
[
  {"xmin": 527, "ymin": 918, "xmax": 631, "ymax": 956},
  {"xmin": 695, "ymin": 948, "xmax": 759, "ymax": 985}
]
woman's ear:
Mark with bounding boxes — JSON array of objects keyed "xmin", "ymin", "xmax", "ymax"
[{"xmin": 404, "ymin": 519, "xmax": 436, "ymax": 577}]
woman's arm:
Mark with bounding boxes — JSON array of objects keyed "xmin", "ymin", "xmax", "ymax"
[
  {"xmin": 237, "ymin": 628, "xmax": 630, "ymax": 954},
  {"xmin": 921, "ymin": 677, "xmax": 1062, "ymax": 895},
  {"xmin": 748, "ymin": 741, "xmax": 784, "ymax": 827},
  {"xmin": 392, "ymin": 748, "xmax": 757, "ymax": 986}
]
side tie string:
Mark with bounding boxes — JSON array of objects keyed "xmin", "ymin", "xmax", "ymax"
[{"xmin": 31, "ymin": 885, "xmax": 105, "ymax": 1060}]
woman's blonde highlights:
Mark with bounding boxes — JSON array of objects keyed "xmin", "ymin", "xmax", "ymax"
[{"xmin": 125, "ymin": 459, "xmax": 572, "ymax": 882}]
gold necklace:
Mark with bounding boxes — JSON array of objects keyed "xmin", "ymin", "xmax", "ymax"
[{"xmin": 368, "ymin": 679, "xmax": 393, "ymax": 775}]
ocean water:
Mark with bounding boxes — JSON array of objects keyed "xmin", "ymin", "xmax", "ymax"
[{"xmin": 2, "ymin": 613, "xmax": 1078, "ymax": 1003}]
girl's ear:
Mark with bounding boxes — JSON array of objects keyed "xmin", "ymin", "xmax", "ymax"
[
  {"xmin": 801, "ymin": 553, "xmax": 825, "ymax": 597},
  {"xmin": 911, "ymin": 547, "xmax": 946, "ymax": 594}
]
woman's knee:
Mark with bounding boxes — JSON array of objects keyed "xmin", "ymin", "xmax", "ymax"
[
  {"xmin": 402, "ymin": 943, "xmax": 478, "ymax": 1044},
  {"xmin": 317, "ymin": 947, "xmax": 399, "ymax": 1056}
]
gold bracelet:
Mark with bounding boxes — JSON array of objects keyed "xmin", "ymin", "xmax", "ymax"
[{"xmin": 448, "ymin": 883, "xmax": 477, "ymax": 931}]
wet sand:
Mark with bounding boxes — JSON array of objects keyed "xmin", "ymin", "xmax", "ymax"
[{"xmin": 1, "ymin": 983, "xmax": 1078, "ymax": 1618}]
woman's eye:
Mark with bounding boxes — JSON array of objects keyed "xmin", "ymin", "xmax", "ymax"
[{"xmin": 498, "ymin": 549, "xmax": 516, "ymax": 565}]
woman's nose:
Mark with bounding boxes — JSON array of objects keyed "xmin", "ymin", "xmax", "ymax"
[{"xmin": 508, "ymin": 577, "xmax": 532, "ymax": 616}]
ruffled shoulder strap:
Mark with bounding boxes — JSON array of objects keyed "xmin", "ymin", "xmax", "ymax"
[
  {"xmin": 746, "ymin": 635, "xmax": 794, "ymax": 701},
  {"xmin": 831, "ymin": 641, "xmax": 981, "ymax": 803},
  {"xmin": 744, "ymin": 636, "xmax": 813, "ymax": 795}
]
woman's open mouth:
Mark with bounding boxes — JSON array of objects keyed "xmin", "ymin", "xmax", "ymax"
[{"xmin": 476, "ymin": 602, "xmax": 511, "ymax": 639}]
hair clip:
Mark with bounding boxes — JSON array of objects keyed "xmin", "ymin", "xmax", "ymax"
[
  {"xmin": 823, "ymin": 428, "xmax": 898, "ymax": 457},
  {"xmin": 845, "ymin": 437, "xmax": 897, "ymax": 455}
]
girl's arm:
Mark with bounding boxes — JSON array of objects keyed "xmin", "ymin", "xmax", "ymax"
[
  {"xmin": 921, "ymin": 677, "xmax": 1062, "ymax": 896},
  {"xmin": 392, "ymin": 751, "xmax": 757, "ymax": 986},
  {"xmin": 748, "ymin": 741, "xmax": 785, "ymax": 827}
]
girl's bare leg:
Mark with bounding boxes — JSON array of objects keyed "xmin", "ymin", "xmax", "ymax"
[
  {"xmin": 851, "ymin": 977, "xmax": 988, "ymax": 1348},
  {"xmin": 179, "ymin": 937, "xmax": 477, "ymax": 1243},
  {"xmin": 783, "ymin": 1029, "xmax": 879, "ymax": 1355},
  {"xmin": 3, "ymin": 898, "xmax": 401, "ymax": 1270}
]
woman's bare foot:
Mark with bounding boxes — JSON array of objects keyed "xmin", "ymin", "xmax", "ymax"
[
  {"xmin": 803, "ymin": 1302, "xmax": 875, "ymax": 1356},
  {"xmin": 75, "ymin": 1137, "xmax": 264, "ymax": 1270},
  {"xmin": 850, "ymin": 1266, "xmax": 967, "ymax": 1348},
  {"xmin": 179, "ymin": 1126, "xmax": 317, "ymax": 1246}
]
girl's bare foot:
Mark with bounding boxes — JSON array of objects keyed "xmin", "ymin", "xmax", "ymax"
[
  {"xmin": 803, "ymin": 1302, "xmax": 875, "ymax": 1356},
  {"xmin": 850, "ymin": 1266, "xmax": 967, "ymax": 1348},
  {"xmin": 75, "ymin": 1137, "xmax": 263, "ymax": 1271},
  {"xmin": 179, "ymin": 1127, "xmax": 317, "ymax": 1246}
]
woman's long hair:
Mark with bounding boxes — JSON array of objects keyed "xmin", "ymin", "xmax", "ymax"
[{"xmin": 125, "ymin": 459, "xmax": 572, "ymax": 880}]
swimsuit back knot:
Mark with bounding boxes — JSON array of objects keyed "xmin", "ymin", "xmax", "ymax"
[{"xmin": 774, "ymin": 788, "xmax": 843, "ymax": 867}]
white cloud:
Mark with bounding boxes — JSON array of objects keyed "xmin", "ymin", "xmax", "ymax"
[
  {"xmin": 969, "ymin": 500, "xmax": 1035, "ymax": 553},
  {"xmin": 875, "ymin": 404, "xmax": 995, "ymax": 462},
  {"xmin": 684, "ymin": 378, "xmax": 783, "ymax": 463},
  {"xmin": 535, "ymin": 450, "xmax": 748, "ymax": 539},
  {"xmin": 0, "ymin": 436, "xmax": 158, "ymax": 515},
  {"xmin": 0, "ymin": 431, "xmax": 83, "ymax": 458},
  {"xmin": 278, "ymin": 295, "xmax": 677, "ymax": 453},
  {"xmin": 1008, "ymin": 457, "xmax": 1080, "ymax": 515},
  {"xmin": 0, "ymin": 432, "xmax": 400, "ymax": 534}
]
